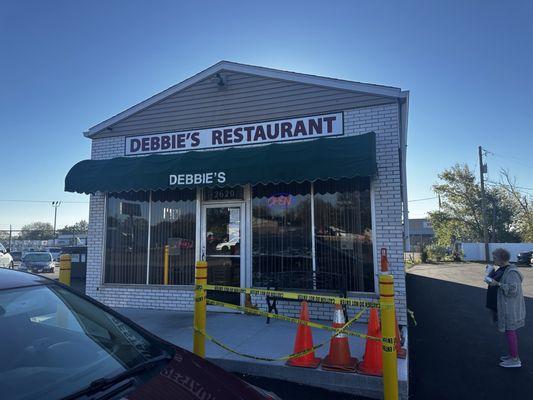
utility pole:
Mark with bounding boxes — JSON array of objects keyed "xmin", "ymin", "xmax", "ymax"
[
  {"xmin": 9, "ymin": 225, "xmax": 12, "ymax": 251},
  {"xmin": 491, "ymin": 199, "xmax": 497, "ymax": 243},
  {"xmin": 52, "ymin": 201, "xmax": 61, "ymax": 240},
  {"xmin": 478, "ymin": 146, "xmax": 490, "ymax": 263}
]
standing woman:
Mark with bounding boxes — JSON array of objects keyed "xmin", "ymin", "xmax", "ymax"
[{"xmin": 485, "ymin": 248, "xmax": 526, "ymax": 368}]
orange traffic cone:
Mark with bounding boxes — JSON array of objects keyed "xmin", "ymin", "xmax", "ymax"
[
  {"xmin": 396, "ymin": 318, "xmax": 407, "ymax": 359},
  {"xmin": 357, "ymin": 308, "xmax": 382, "ymax": 376},
  {"xmin": 322, "ymin": 304, "xmax": 358, "ymax": 372},
  {"xmin": 286, "ymin": 301, "xmax": 321, "ymax": 368}
]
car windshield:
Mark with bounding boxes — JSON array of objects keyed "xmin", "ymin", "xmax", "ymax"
[
  {"xmin": 0, "ymin": 285, "xmax": 172, "ymax": 399},
  {"xmin": 23, "ymin": 253, "xmax": 52, "ymax": 262}
]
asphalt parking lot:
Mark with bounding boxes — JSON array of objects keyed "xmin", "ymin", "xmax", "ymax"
[
  {"xmin": 407, "ymin": 263, "xmax": 533, "ymax": 399},
  {"xmin": 407, "ymin": 262, "xmax": 533, "ymax": 296}
]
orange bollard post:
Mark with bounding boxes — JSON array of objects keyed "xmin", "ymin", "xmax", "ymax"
[{"xmin": 381, "ymin": 248, "xmax": 389, "ymax": 272}]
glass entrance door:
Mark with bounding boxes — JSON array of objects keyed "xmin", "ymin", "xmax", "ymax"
[{"xmin": 202, "ymin": 204, "xmax": 243, "ymax": 306}]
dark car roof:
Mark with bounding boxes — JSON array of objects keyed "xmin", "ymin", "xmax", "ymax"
[{"xmin": 0, "ymin": 268, "xmax": 51, "ymax": 290}]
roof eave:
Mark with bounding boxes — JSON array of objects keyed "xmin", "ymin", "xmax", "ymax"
[{"xmin": 85, "ymin": 61, "xmax": 406, "ymax": 138}]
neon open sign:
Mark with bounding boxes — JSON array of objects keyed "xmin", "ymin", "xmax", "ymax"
[{"xmin": 268, "ymin": 193, "xmax": 292, "ymax": 208}]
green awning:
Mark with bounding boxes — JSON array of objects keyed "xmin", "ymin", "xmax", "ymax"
[{"xmin": 65, "ymin": 132, "xmax": 376, "ymax": 194}]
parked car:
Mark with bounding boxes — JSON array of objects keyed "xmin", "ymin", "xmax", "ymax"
[
  {"xmin": 0, "ymin": 269, "xmax": 280, "ymax": 400},
  {"xmin": 216, "ymin": 237, "xmax": 240, "ymax": 252},
  {"xmin": 516, "ymin": 250, "xmax": 533, "ymax": 266},
  {"xmin": 0, "ymin": 242, "xmax": 13, "ymax": 268},
  {"xmin": 18, "ymin": 252, "xmax": 55, "ymax": 273}
]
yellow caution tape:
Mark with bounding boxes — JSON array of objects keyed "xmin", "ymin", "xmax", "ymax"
[
  {"xmin": 197, "ymin": 328, "xmax": 325, "ymax": 362},
  {"xmin": 197, "ymin": 284, "xmax": 381, "ymax": 309},
  {"xmin": 206, "ymin": 298, "xmax": 381, "ymax": 342},
  {"xmin": 195, "ymin": 307, "xmax": 368, "ymax": 362}
]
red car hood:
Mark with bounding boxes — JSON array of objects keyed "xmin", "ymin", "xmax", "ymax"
[{"xmin": 125, "ymin": 348, "xmax": 268, "ymax": 400}]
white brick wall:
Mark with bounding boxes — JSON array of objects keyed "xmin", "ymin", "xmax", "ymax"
[
  {"xmin": 345, "ymin": 104, "xmax": 407, "ymax": 325},
  {"xmin": 86, "ymin": 103, "xmax": 407, "ymax": 324},
  {"xmin": 86, "ymin": 192, "xmax": 105, "ymax": 298},
  {"xmin": 91, "ymin": 136, "xmax": 124, "ymax": 160}
]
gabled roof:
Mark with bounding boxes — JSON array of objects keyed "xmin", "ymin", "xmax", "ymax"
[{"xmin": 85, "ymin": 61, "xmax": 408, "ymax": 138}]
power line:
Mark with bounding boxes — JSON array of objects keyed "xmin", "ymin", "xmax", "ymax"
[
  {"xmin": 485, "ymin": 150, "xmax": 533, "ymax": 170},
  {"xmin": 486, "ymin": 180, "xmax": 533, "ymax": 192},
  {"xmin": 0, "ymin": 199, "xmax": 88, "ymax": 204}
]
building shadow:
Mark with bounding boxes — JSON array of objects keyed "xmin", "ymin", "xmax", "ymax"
[{"xmin": 407, "ymin": 273, "xmax": 533, "ymax": 400}]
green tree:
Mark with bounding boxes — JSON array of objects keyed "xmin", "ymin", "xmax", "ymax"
[
  {"xmin": 0, "ymin": 230, "xmax": 11, "ymax": 242},
  {"xmin": 19, "ymin": 222, "xmax": 54, "ymax": 240},
  {"xmin": 59, "ymin": 220, "xmax": 88, "ymax": 234},
  {"xmin": 428, "ymin": 210, "xmax": 465, "ymax": 247},
  {"xmin": 429, "ymin": 164, "xmax": 520, "ymax": 246}
]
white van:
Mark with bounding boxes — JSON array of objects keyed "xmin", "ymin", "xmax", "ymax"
[{"xmin": 0, "ymin": 243, "xmax": 13, "ymax": 268}]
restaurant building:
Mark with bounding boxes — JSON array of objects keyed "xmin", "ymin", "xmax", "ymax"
[{"xmin": 65, "ymin": 61, "xmax": 410, "ymax": 324}]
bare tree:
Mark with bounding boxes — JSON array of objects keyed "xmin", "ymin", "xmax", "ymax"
[{"xmin": 499, "ymin": 169, "xmax": 533, "ymax": 242}]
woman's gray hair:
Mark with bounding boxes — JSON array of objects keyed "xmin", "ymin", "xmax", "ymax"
[{"xmin": 492, "ymin": 248, "xmax": 511, "ymax": 262}]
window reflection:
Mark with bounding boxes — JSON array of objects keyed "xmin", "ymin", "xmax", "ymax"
[
  {"xmin": 252, "ymin": 182, "xmax": 312, "ymax": 287},
  {"xmin": 205, "ymin": 207, "xmax": 241, "ymax": 305},
  {"xmin": 206, "ymin": 207, "xmax": 240, "ymax": 256},
  {"xmin": 102, "ymin": 178, "xmax": 374, "ymax": 292},
  {"xmin": 105, "ymin": 192, "xmax": 149, "ymax": 284},
  {"xmin": 149, "ymin": 189, "xmax": 196, "ymax": 285},
  {"xmin": 314, "ymin": 178, "xmax": 374, "ymax": 292}
]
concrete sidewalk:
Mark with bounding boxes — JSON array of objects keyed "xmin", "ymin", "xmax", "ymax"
[{"xmin": 117, "ymin": 308, "xmax": 408, "ymax": 399}]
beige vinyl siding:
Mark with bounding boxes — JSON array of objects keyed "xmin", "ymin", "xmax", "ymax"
[{"xmin": 95, "ymin": 71, "xmax": 395, "ymax": 138}]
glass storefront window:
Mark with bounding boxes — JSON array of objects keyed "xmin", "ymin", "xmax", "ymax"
[
  {"xmin": 102, "ymin": 179, "xmax": 375, "ymax": 292},
  {"xmin": 251, "ymin": 182, "xmax": 312, "ymax": 288},
  {"xmin": 314, "ymin": 178, "xmax": 374, "ymax": 292},
  {"xmin": 149, "ymin": 189, "xmax": 196, "ymax": 285},
  {"xmin": 105, "ymin": 192, "xmax": 149, "ymax": 284}
]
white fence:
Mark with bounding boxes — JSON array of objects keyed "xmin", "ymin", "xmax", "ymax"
[{"xmin": 460, "ymin": 242, "xmax": 533, "ymax": 262}]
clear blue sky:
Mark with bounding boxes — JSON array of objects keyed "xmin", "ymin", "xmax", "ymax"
[{"xmin": 1, "ymin": 0, "xmax": 532, "ymax": 230}]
